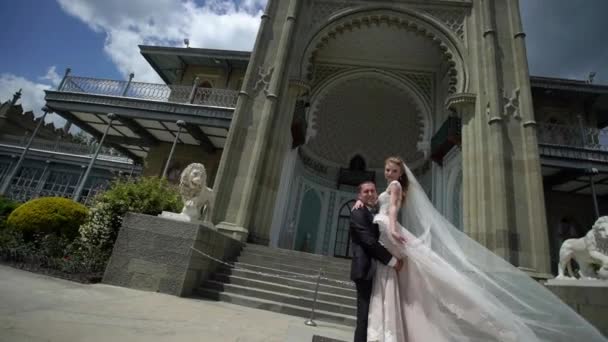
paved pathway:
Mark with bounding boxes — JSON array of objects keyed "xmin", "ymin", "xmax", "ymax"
[{"xmin": 0, "ymin": 265, "xmax": 353, "ymax": 342}]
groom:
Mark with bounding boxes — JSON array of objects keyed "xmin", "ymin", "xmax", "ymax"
[{"xmin": 350, "ymin": 181, "xmax": 402, "ymax": 342}]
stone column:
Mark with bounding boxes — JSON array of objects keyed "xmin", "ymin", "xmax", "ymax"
[
  {"xmin": 506, "ymin": 0, "xmax": 551, "ymax": 276},
  {"xmin": 213, "ymin": 0, "xmax": 301, "ymax": 241},
  {"xmin": 446, "ymin": 94, "xmax": 477, "ymax": 236},
  {"xmin": 467, "ymin": 0, "xmax": 551, "ymax": 276},
  {"xmin": 480, "ymin": 0, "xmax": 511, "ymax": 259},
  {"xmin": 269, "ymin": 147, "xmax": 298, "ymax": 247},
  {"xmin": 251, "ymin": 81, "xmax": 309, "ymax": 244},
  {"xmin": 211, "ymin": 1, "xmax": 276, "ymax": 239}
]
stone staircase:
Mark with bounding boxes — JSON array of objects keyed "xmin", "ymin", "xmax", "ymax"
[{"xmin": 193, "ymin": 243, "xmax": 357, "ymax": 326}]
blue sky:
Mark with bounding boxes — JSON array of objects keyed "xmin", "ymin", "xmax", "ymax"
[
  {"xmin": 0, "ymin": 0, "xmax": 120, "ymax": 81},
  {"xmin": 0, "ymin": 0, "xmax": 606, "ymax": 127}
]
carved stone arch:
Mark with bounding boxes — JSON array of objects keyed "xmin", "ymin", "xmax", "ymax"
[
  {"xmin": 298, "ymin": 7, "xmax": 468, "ymax": 94},
  {"xmin": 306, "ymin": 68, "xmax": 433, "ymax": 167}
]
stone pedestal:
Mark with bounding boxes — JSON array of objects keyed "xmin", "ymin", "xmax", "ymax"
[
  {"xmin": 215, "ymin": 221, "xmax": 249, "ymax": 242},
  {"xmin": 546, "ymin": 279, "xmax": 608, "ymax": 336},
  {"xmin": 158, "ymin": 210, "xmax": 214, "ymax": 229},
  {"xmin": 103, "ymin": 213, "xmax": 243, "ymax": 297}
]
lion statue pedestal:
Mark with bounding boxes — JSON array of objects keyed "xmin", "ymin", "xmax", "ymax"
[
  {"xmin": 545, "ymin": 216, "xmax": 608, "ymax": 335},
  {"xmin": 159, "ymin": 163, "xmax": 215, "ymax": 228}
]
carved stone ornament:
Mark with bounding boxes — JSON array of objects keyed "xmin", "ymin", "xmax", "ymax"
[
  {"xmin": 253, "ymin": 65, "xmax": 274, "ymax": 95},
  {"xmin": 503, "ymin": 88, "xmax": 520, "ymax": 119},
  {"xmin": 159, "ymin": 163, "xmax": 215, "ymax": 226}
]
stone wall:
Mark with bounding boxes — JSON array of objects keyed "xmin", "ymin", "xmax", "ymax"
[
  {"xmin": 546, "ymin": 282, "xmax": 608, "ymax": 337},
  {"xmin": 103, "ymin": 213, "xmax": 243, "ymax": 297}
]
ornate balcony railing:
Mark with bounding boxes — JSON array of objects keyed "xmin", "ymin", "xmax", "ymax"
[
  {"xmin": 0, "ymin": 134, "xmax": 132, "ymax": 163},
  {"xmin": 192, "ymin": 87, "xmax": 239, "ymax": 108},
  {"xmin": 536, "ymin": 123, "xmax": 608, "ymax": 151},
  {"xmin": 536, "ymin": 123, "xmax": 608, "ymax": 163},
  {"xmin": 59, "ymin": 76, "xmax": 238, "ymax": 108}
]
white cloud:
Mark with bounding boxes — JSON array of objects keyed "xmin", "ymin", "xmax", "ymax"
[
  {"xmin": 57, "ymin": 0, "xmax": 265, "ymax": 83},
  {"xmin": 0, "ymin": 72, "xmax": 67, "ymax": 128},
  {"xmin": 54, "ymin": 0, "xmax": 608, "ymax": 85},
  {"xmin": 39, "ymin": 66, "xmax": 62, "ymax": 87}
]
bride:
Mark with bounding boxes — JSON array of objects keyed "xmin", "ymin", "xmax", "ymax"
[{"xmin": 356, "ymin": 156, "xmax": 605, "ymax": 342}]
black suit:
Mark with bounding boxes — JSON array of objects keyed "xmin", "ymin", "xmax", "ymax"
[{"xmin": 349, "ymin": 207, "xmax": 393, "ymax": 342}]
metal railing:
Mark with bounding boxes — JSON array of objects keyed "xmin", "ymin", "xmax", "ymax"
[
  {"xmin": 59, "ymin": 76, "xmax": 238, "ymax": 108},
  {"xmin": 536, "ymin": 123, "xmax": 608, "ymax": 151},
  {"xmin": 192, "ymin": 87, "xmax": 238, "ymax": 107},
  {"xmin": 536, "ymin": 123, "xmax": 608, "ymax": 163},
  {"xmin": 0, "ymin": 134, "xmax": 131, "ymax": 163}
]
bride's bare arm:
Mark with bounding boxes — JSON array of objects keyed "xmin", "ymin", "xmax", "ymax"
[
  {"xmin": 389, "ymin": 182, "xmax": 407, "ymax": 244},
  {"xmin": 352, "ymin": 199, "xmax": 364, "ymax": 210}
]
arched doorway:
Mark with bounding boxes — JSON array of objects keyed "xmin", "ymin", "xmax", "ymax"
[
  {"xmin": 272, "ymin": 7, "xmax": 468, "ymax": 254},
  {"xmin": 334, "ymin": 199, "xmax": 356, "ymax": 258}
]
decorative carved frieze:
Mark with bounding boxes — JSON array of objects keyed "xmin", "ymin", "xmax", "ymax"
[
  {"xmin": 310, "ymin": 1, "xmax": 467, "ymax": 41},
  {"xmin": 311, "ymin": 1, "xmax": 352, "ymax": 26},
  {"xmin": 421, "ymin": 8, "xmax": 466, "ymax": 41}
]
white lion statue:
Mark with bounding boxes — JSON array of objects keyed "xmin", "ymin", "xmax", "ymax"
[
  {"xmin": 159, "ymin": 163, "xmax": 215, "ymax": 226},
  {"xmin": 556, "ymin": 216, "xmax": 608, "ymax": 280}
]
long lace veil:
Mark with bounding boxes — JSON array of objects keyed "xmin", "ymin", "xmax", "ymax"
[{"xmin": 401, "ymin": 164, "xmax": 606, "ymax": 341}]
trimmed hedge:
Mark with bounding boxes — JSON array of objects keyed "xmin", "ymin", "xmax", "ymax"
[{"xmin": 7, "ymin": 197, "xmax": 88, "ymax": 240}]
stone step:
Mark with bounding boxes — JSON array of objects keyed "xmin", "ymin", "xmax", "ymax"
[
  {"xmin": 210, "ymin": 273, "xmax": 357, "ymax": 306},
  {"xmin": 244, "ymin": 244, "xmax": 351, "ymax": 267},
  {"xmin": 201, "ymin": 280, "xmax": 357, "ymax": 316},
  {"xmin": 234, "ymin": 255, "xmax": 350, "ymax": 278},
  {"xmin": 195, "ymin": 243, "xmax": 357, "ymax": 327},
  {"xmin": 244, "ymin": 244, "xmax": 351, "ymax": 263},
  {"xmin": 213, "ymin": 269, "xmax": 356, "ymax": 297},
  {"xmin": 229, "ymin": 261, "xmax": 351, "ymax": 282},
  {"xmin": 240, "ymin": 247, "xmax": 352, "ymax": 267},
  {"xmin": 194, "ymin": 288, "xmax": 356, "ymax": 327},
  {"xmin": 238, "ymin": 251, "xmax": 351, "ymax": 273}
]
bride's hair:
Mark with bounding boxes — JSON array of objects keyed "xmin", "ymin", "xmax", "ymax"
[{"xmin": 385, "ymin": 156, "xmax": 409, "ymax": 205}]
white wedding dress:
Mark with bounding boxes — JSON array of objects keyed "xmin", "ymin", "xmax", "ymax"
[{"xmin": 366, "ymin": 172, "xmax": 606, "ymax": 342}]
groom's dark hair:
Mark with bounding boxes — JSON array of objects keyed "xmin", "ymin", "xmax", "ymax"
[{"xmin": 357, "ymin": 180, "xmax": 376, "ymax": 194}]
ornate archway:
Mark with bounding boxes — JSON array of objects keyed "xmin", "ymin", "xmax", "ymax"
[
  {"xmin": 299, "ymin": 7, "xmax": 468, "ymax": 94},
  {"xmin": 304, "ymin": 68, "xmax": 433, "ymax": 170}
]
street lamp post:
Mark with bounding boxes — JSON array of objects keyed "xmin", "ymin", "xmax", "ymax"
[
  {"xmin": 72, "ymin": 113, "xmax": 116, "ymax": 202},
  {"xmin": 0, "ymin": 107, "xmax": 50, "ymax": 195},
  {"xmin": 577, "ymin": 115, "xmax": 600, "ymax": 219},
  {"xmin": 162, "ymin": 120, "xmax": 186, "ymax": 179}
]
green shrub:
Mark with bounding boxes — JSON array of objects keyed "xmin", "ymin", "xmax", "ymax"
[
  {"xmin": 0, "ymin": 227, "xmax": 27, "ymax": 250},
  {"xmin": 0, "ymin": 196, "xmax": 20, "ymax": 229},
  {"xmin": 7, "ymin": 197, "xmax": 88, "ymax": 241},
  {"xmin": 79, "ymin": 177, "xmax": 182, "ymax": 252},
  {"xmin": 0, "ymin": 196, "xmax": 19, "ymax": 218}
]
